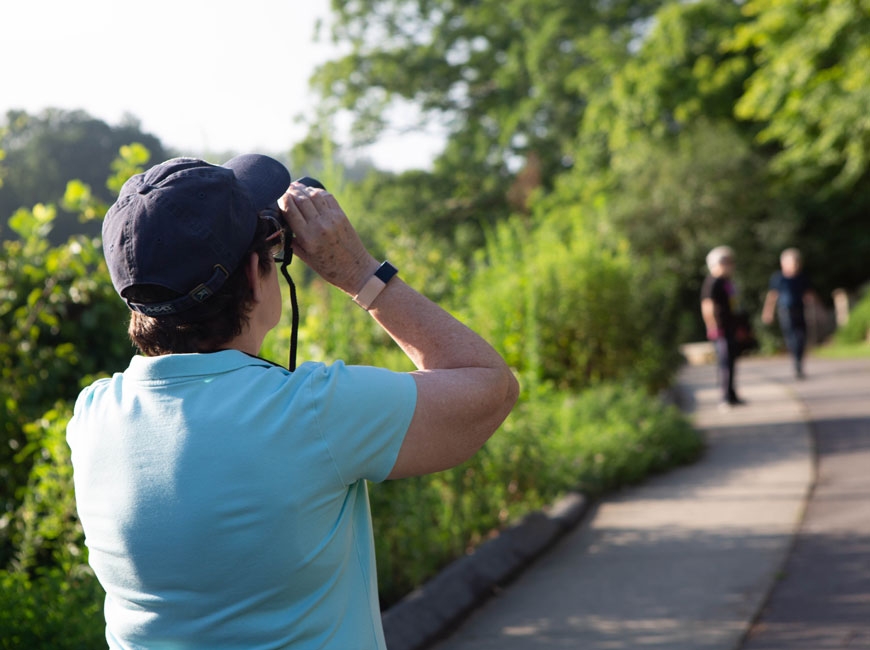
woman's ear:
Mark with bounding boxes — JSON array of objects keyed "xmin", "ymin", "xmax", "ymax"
[{"xmin": 245, "ymin": 252, "xmax": 263, "ymax": 302}]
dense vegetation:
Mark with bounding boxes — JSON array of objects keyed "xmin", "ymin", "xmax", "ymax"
[
  {"xmin": 835, "ymin": 292, "xmax": 870, "ymax": 345},
  {"xmin": 2, "ymin": 0, "xmax": 869, "ymax": 645}
]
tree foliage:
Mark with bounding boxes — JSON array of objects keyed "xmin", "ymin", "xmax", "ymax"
[
  {"xmin": 308, "ymin": 0, "xmax": 870, "ymax": 314},
  {"xmin": 730, "ymin": 0, "xmax": 870, "ymax": 193},
  {"xmin": 573, "ymin": 0, "xmax": 753, "ymax": 174},
  {"xmin": 725, "ymin": 0, "xmax": 870, "ymax": 296},
  {"xmin": 318, "ymin": 0, "xmax": 645, "ymax": 160},
  {"xmin": 312, "ymin": 0, "xmax": 668, "ymax": 244},
  {"xmin": 0, "ymin": 109, "xmax": 168, "ymax": 243}
]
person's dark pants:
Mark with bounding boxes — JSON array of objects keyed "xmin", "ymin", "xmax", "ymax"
[
  {"xmin": 715, "ymin": 336, "xmax": 739, "ymax": 403},
  {"xmin": 779, "ymin": 306, "xmax": 807, "ymax": 376}
]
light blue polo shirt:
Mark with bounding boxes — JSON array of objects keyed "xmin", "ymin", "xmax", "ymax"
[{"xmin": 67, "ymin": 350, "xmax": 416, "ymax": 649}]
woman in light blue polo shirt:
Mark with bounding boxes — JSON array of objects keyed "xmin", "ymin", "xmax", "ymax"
[{"xmin": 68, "ymin": 154, "xmax": 519, "ymax": 649}]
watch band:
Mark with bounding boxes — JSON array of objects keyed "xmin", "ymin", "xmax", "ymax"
[{"xmin": 353, "ymin": 261, "xmax": 399, "ymax": 310}]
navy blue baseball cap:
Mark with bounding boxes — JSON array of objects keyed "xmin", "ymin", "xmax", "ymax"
[{"xmin": 102, "ymin": 154, "xmax": 291, "ymax": 316}]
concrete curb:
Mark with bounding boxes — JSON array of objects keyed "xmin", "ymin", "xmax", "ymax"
[{"xmin": 381, "ymin": 491, "xmax": 591, "ymax": 650}]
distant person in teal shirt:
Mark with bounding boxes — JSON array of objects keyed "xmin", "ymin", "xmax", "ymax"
[
  {"xmin": 762, "ymin": 248, "xmax": 816, "ymax": 379},
  {"xmin": 67, "ymin": 154, "xmax": 519, "ymax": 649}
]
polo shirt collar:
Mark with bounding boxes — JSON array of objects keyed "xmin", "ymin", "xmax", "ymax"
[{"xmin": 126, "ymin": 350, "xmax": 279, "ymax": 381}]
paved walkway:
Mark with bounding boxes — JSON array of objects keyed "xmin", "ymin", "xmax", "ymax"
[
  {"xmin": 742, "ymin": 357, "xmax": 870, "ymax": 649},
  {"xmin": 387, "ymin": 355, "xmax": 870, "ymax": 650}
]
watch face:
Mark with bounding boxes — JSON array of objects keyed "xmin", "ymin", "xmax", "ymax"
[{"xmin": 375, "ymin": 261, "xmax": 398, "ymax": 283}]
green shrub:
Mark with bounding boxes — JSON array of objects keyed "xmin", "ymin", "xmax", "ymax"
[
  {"xmin": 0, "ymin": 402, "xmax": 106, "ymax": 647},
  {"xmin": 1, "ymin": 174, "xmax": 135, "ymax": 566},
  {"xmin": 12, "ymin": 403, "xmax": 84, "ymax": 573},
  {"xmin": 463, "ymin": 213, "xmax": 682, "ymax": 393},
  {"xmin": 0, "ymin": 567, "xmax": 105, "ymax": 650},
  {"xmin": 835, "ymin": 291, "xmax": 870, "ymax": 344},
  {"xmin": 524, "ymin": 382, "xmax": 704, "ymax": 495}
]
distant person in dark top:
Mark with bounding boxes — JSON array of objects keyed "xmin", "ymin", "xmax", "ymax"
[
  {"xmin": 701, "ymin": 245, "xmax": 745, "ymax": 408},
  {"xmin": 762, "ymin": 247, "xmax": 815, "ymax": 379}
]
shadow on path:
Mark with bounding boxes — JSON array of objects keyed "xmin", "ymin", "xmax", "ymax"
[{"xmin": 741, "ymin": 356, "xmax": 870, "ymax": 649}]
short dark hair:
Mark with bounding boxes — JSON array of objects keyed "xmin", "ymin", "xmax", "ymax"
[{"xmin": 125, "ymin": 218, "xmax": 276, "ymax": 356}]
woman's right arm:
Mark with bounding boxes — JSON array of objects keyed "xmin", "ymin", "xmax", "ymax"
[{"xmin": 280, "ymin": 184, "xmax": 520, "ymax": 480}]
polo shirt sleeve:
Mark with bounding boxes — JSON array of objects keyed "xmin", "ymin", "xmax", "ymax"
[{"xmin": 306, "ymin": 361, "xmax": 417, "ymax": 485}]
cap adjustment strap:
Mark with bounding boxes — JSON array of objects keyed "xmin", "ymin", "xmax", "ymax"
[{"xmin": 126, "ymin": 265, "xmax": 229, "ymax": 316}]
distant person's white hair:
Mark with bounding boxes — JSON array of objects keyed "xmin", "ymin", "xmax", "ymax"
[
  {"xmin": 781, "ymin": 247, "xmax": 802, "ymax": 264},
  {"xmin": 706, "ymin": 246, "xmax": 734, "ymax": 273}
]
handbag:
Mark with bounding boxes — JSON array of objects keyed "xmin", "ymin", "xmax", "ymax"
[{"xmin": 733, "ymin": 311, "xmax": 758, "ymax": 355}]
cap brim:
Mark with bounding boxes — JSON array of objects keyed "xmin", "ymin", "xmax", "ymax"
[{"xmin": 223, "ymin": 154, "xmax": 292, "ymax": 209}]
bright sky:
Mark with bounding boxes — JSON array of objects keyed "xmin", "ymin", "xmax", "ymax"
[{"xmin": 3, "ymin": 0, "xmax": 443, "ymax": 172}]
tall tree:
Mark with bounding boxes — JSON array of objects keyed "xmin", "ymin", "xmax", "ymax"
[
  {"xmin": 729, "ymin": 0, "xmax": 870, "ymax": 194},
  {"xmin": 727, "ymin": 0, "xmax": 870, "ymax": 293},
  {"xmin": 310, "ymin": 0, "xmax": 667, "ymax": 235}
]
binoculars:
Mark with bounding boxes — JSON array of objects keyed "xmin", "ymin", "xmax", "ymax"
[{"xmin": 297, "ymin": 176, "xmax": 325, "ymax": 191}]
